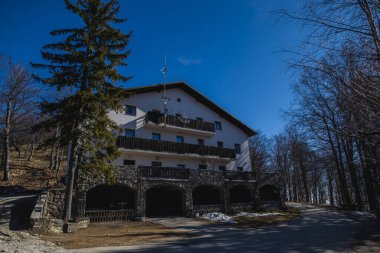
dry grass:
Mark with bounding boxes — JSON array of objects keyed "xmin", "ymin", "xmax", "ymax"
[
  {"xmin": 38, "ymin": 221, "xmax": 194, "ymax": 249},
  {"xmin": 0, "ymin": 148, "xmax": 66, "ymax": 191},
  {"xmin": 231, "ymin": 209, "xmax": 300, "ymax": 228}
]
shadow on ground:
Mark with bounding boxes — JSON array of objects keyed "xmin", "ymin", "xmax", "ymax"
[
  {"xmin": 85, "ymin": 205, "xmax": 376, "ymax": 253},
  {"xmin": 0, "ymin": 194, "xmax": 37, "ymax": 230}
]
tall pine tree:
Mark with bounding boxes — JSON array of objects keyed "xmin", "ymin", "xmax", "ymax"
[{"xmin": 32, "ymin": 0, "xmax": 131, "ymax": 226}]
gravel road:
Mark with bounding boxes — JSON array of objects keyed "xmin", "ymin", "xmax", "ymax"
[
  {"xmin": 73, "ymin": 203, "xmax": 376, "ymax": 253},
  {"xmin": 0, "ymin": 196, "xmax": 377, "ymax": 253}
]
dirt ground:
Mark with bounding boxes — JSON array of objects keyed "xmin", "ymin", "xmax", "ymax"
[
  {"xmin": 0, "ymin": 148, "xmax": 66, "ymax": 191},
  {"xmin": 38, "ymin": 221, "xmax": 195, "ymax": 249},
  {"xmin": 231, "ymin": 210, "xmax": 300, "ymax": 228}
]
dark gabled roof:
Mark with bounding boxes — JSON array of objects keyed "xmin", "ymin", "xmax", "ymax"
[{"xmin": 125, "ymin": 81, "xmax": 256, "ymax": 136}]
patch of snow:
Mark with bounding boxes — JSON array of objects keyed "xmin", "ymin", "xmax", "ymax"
[
  {"xmin": 234, "ymin": 212, "xmax": 284, "ymax": 217},
  {"xmin": 201, "ymin": 212, "xmax": 237, "ymax": 224},
  {"xmin": 350, "ymin": 211, "xmax": 376, "ymax": 219}
]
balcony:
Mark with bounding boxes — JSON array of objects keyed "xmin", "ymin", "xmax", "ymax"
[
  {"xmin": 223, "ymin": 171, "xmax": 254, "ymax": 181},
  {"xmin": 144, "ymin": 111, "xmax": 215, "ymax": 136},
  {"xmin": 117, "ymin": 136, "xmax": 236, "ymax": 159},
  {"xmin": 116, "ymin": 165, "xmax": 255, "ymax": 181},
  {"xmin": 140, "ymin": 166, "xmax": 190, "ymax": 180}
]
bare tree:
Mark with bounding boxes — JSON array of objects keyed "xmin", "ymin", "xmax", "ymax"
[{"xmin": 0, "ymin": 59, "xmax": 38, "ymax": 180}]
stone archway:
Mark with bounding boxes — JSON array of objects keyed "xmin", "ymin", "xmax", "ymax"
[
  {"xmin": 146, "ymin": 185, "xmax": 185, "ymax": 217},
  {"xmin": 192, "ymin": 185, "xmax": 223, "ymax": 214},
  {"xmin": 192, "ymin": 185, "xmax": 221, "ymax": 205},
  {"xmin": 229, "ymin": 185, "xmax": 251, "ymax": 203},
  {"xmin": 259, "ymin": 184, "xmax": 281, "ymax": 202},
  {"xmin": 86, "ymin": 184, "xmax": 136, "ymax": 210}
]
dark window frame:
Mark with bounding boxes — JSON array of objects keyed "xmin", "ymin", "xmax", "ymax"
[
  {"xmin": 215, "ymin": 121, "xmax": 222, "ymax": 131},
  {"xmin": 125, "ymin": 129, "xmax": 135, "ymax": 138},
  {"xmin": 152, "ymin": 132, "xmax": 161, "ymax": 141},
  {"xmin": 218, "ymin": 166, "xmax": 226, "ymax": 171},
  {"xmin": 125, "ymin": 104, "xmax": 136, "ymax": 116},
  {"xmin": 123, "ymin": 160, "xmax": 135, "ymax": 166},
  {"xmin": 176, "ymin": 135, "xmax": 184, "ymax": 143},
  {"xmin": 152, "ymin": 161, "xmax": 162, "ymax": 167},
  {"xmin": 234, "ymin": 144, "xmax": 241, "ymax": 154},
  {"xmin": 198, "ymin": 164, "xmax": 207, "ymax": 170},
  {"xmin": 217, "ymin": 141, "xmax": 224, "ymax": 148}
]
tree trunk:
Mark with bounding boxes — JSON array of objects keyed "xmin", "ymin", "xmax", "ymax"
[
  {"xmin": 343, "ymin": 136, "xmax": 363, "ymax": 210},
  {"xmin": 27, "ymin": 133, "xmax": 36, "ymax": 161},
  {"xmin": 63, "ymin": 139, "xmax": 78, "ymax": 226},
  {"xmin": 3, "ymin": 101, "xmax": 11, "ymax": 181},
  {"xmin": 327, "ymin": 168, "xmax": 335, "ymax": 206}
]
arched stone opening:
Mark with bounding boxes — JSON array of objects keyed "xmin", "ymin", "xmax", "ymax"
[
  {"xmin": 146, "ymin": 185, "xmax": 184, "ymax": 217},
  {"xmin": 259, "ymin": 184, "xmax": 280, "ymax": 201},
  {"xmin": 86, "ymin": 184, "xmax": 136, "ymax": 210},
  {"xmin": 192, "ymin": 185, "xmax": 221, "ymax": 205},
  {"xmin": 229, "ymin": 185, "xmax": 251, "ymax": 203}
]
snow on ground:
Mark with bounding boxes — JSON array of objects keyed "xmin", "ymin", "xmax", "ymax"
[
  {"xmin": 201, "ymin": 211, "xmax": 285, "ymax": 223},
  {"xmin": 234, "ymin": 212, "xmax": 284, "ymax": 217},
  {"xmin": 349, "ymin": 211, "xmax": 376, "ymax": 219},
  {"xmin": 201, "ymin": 212, "xmax": 237, "ymax": 224}
]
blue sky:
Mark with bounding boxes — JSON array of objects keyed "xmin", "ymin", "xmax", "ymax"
[{"xmin": 0, "ymin": 0, "xmax": 304, "ymax": 137}]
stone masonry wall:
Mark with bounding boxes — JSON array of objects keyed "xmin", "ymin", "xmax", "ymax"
[{"xmin": 74, "ymin": 167, "xmax": 282, "ymax": 220}]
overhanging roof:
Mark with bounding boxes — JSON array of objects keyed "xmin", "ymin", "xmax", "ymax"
[{"xmin": 125, "ymin": 81, "xmax": 256, "ymax": 136}]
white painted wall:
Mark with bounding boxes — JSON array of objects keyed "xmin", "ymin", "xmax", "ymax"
[{"xmin": 109, "ymin": 87, "xmax": 253, "ymax": 171}]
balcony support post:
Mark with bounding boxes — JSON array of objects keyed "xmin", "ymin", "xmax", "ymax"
[
  {"xmin": 184, "ymin": 187, "xmax": 193, "ymax": 217},
  {"xmin": 223, "ymin": 186, "xmax": 230, "ymax": 214}
]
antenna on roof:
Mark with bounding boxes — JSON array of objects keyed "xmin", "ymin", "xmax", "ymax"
[{"xmin": 160, "ymin": 55, "xmax": 168, "ymax": 127}]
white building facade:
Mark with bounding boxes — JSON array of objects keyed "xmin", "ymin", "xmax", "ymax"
[
  {"xmin": 109, "ymin": 82, "xmax": 256, "ymax": 172},
  {"xmin": 76, "ymin": 82, "xmax": 285, "ymax": 221}
]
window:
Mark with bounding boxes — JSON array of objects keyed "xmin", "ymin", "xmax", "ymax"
[
  {"xmin": 237, "ymin": 167, "xmax": 243, "ymax": 171},
  {"xmin": 215, "ymin": 121, "xmax": 222, "ymax": 131},
  {"xmin": 217, "ymin": 141, "xmax": 224, "ymax": 148},
  {"xmin": 152, "ymin": 161, "xmax": 162, "ymax": 167},
  {"xmin": 196, "ymin": 117, "xmax": 203, "ymax": 121},
  {"xmin": 198, "ymin": 164, "xmax": 207, "ymax": 170},
  {"xmin": 234, "ymin": 144, "xmax": 241, "ymax": 154},
  {"xmin": 176, "ymin": 136, "xmax": 184, "ymax": 143},
  {"xmin": 177, "ymin": 98, "xmax": 181, "ymax": 102},
  {"xmin": 125, "ymin": 129, "xmax": 135, "ymax": 138},
  {"xmin": 219, "ymin": 166, "xmax": 226, "ymax": 171},
  {"xmin": 177, "ymin": 164, "xmax": 186, "ymax": 168},
  {"xmin": 197, "ymin": 139, "xmax": 205, "ymax": 146},
  {"xmin": 123, "ymin": 160, "xmax": 135, "ymax": 166},
  {"xmin": 125, "ymin": 105, "xmax": 136, "ymax": 116},
  {"xmin": 152, "ymin": 132, "xmax": 161, "ymax": 141}
]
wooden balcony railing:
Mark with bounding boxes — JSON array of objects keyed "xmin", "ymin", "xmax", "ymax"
[
  {"xmin": 116, "ymin": 165, "xmax": 255, "ymax": 181},
  {"xmin": 140, "ymin": 166, "xmax": 190, "ymax": 180},
  {"xmin": 145, "ymin": 111, "xmax": 215, "ymax": 133},
  {"xmin": 223, "ymin": 171, "xmax": 254, "ymax": 181},
  {"xmin": 117, "ymin": 136, "xmax": 236, "ymax": 159}
]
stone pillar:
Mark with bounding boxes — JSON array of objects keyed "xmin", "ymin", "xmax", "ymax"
[
  {"xmin": 223, "ymin": 186, "xmax": 230, "ymax": 214},
  {"xmin": 74, "ymin": 184, "xmax": 87, "ymax": 221},
  {"xmin": 137, "ymin": 187, "xmax": 146, "ymax": 220},
  {"xmin": 184, "ymin": 187, "xmax": 193, "ymax": 217},
  {"xmin": 253, "ymin": 183, "xmax": 260, "ymax": 211},
  {"xmin": 76, "ymin": 195, "xmax": 86, "ymax": 219}
]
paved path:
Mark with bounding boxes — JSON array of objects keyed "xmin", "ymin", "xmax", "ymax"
[
  {"xmin": 75, "ymin": 203, "xmax": 375, "ymax": 253},
  {"xmin": 0, "ymin": 193, "xmax": 38, "ymax": 230}
]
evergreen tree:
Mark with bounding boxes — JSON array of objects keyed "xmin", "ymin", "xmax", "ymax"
[{"xmin": 32, "ymin": 0, "xmax": 131, "ymax": 226}]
